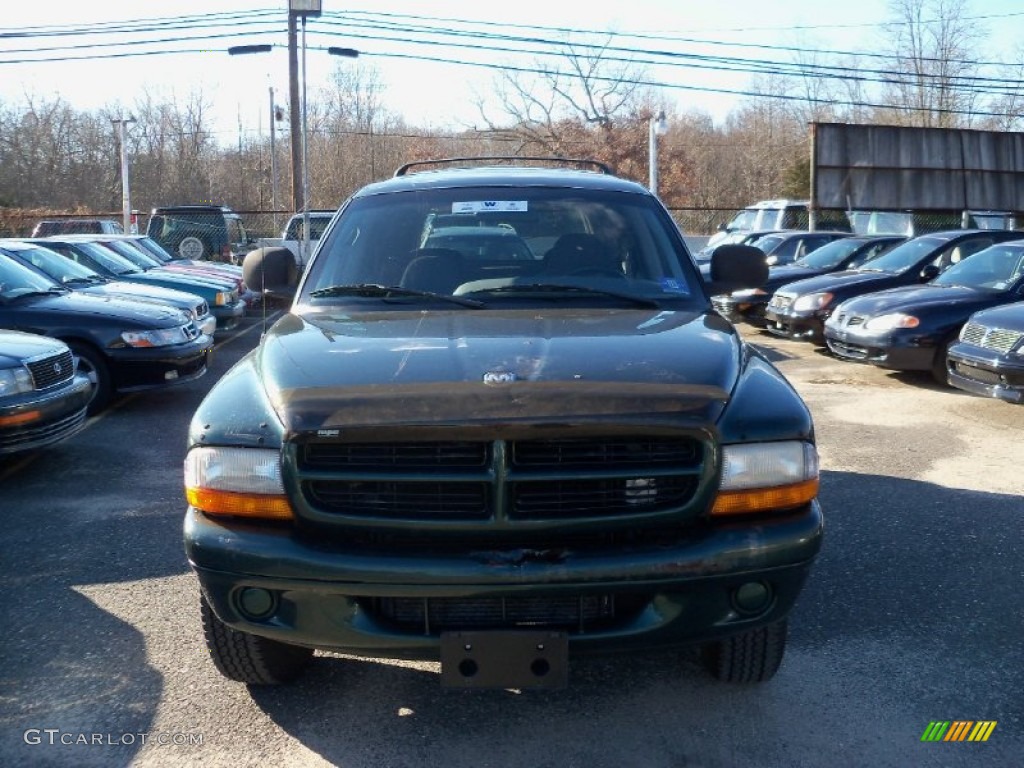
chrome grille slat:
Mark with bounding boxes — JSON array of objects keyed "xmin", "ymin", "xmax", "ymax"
[{"xmin": 25, "ymin": 350, "xmax": 75, "ymax": 390}]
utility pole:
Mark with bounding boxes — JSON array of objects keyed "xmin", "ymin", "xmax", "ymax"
[
  {"xmin": 269, "ymin": 85, "xmax": 279, "ymax": 231},
  {"xmin": 110, "ymin": 116, "xmax": 135, "ymax": 234},
  {"xmin": 287, "ymin": 10, "xmax": 302, "ymax": 211}
]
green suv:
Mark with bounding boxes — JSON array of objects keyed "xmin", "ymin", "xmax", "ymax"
[
  {"xmin": 184, "ymin": 158, "xmax": 823, "ymax": 690},
  {"xmin": 147, "ymin": 204, "xmax": 251, "ymax": 264}
]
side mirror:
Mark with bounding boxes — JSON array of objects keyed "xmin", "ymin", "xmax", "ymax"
[
  {"xmin": 920, "ymin": 264, "xmax": 940, "ymax": 282},
  {"xmin": 704, "ymin": 244, "xmax": 769, "ymax": 295},
  {"xmin": 243, "ymin": 247, "xmax": 299, "ymax": 300}
]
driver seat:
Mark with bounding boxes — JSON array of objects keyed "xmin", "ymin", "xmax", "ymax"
[{"xmin": 543, "ymin": 234, "xmax": 620, "ymax": 276}]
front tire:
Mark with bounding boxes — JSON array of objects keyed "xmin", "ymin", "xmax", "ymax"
[
  {"xmin": 200, "ymin": 594, "xmax": 312, "ymax": 685},
  {"xmin": 703, "ymin": 619, "xmax": 788, "ymax": 683},
  {"xmin": 68, "ymin": 342, "xmax": 112, "ymax": 415}
]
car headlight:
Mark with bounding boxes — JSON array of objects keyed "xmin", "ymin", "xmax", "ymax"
[
  {"xmin": 712, "ymin": 441, "xmax": 819, "ymax": 516},
  {"xmin": 0, "ymin": 367, "xmax": 35, "ymax": 397},
  {"xmin": 121, "ymin": 326, "xmax": 190, "ymax": 348},
  {"xmin": 214, "ymin": 291, "xmax": 233, "ymax": 306},
  {"xmin": 185, "ymin": 446, "xmax": 293, "ymax": 520},
  {"xmin": 864, "ymin": 313, "xmax": 920, "ymax": 331},
  {"xmin": 792, "ymin": 292, "xmax": 834, "ymax": 312}
]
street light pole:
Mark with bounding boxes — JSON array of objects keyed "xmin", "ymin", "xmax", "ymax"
[
  {"xmin": 111, "ymin": 116, "xmax": 135, "ymax": 233},
  {"xmin": 269, "ymin": 85, "xmax": 279, "ymax": 232},
  {"xmin": 648, "ymin": 110, "xmax": 668, "ymax": 197}
]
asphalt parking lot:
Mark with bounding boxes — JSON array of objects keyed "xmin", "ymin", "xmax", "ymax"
[{"xmin": 0, "ymin": 314, "xmax": 1021, "ymax": 768}]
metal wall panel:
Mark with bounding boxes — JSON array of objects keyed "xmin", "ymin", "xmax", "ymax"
[{"xmin": 812, "ymin": 123, "xmax": 1024, "ymax": 212}]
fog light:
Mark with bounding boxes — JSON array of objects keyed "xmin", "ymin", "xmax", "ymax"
[
  {"xmin": 237, "ymin": 587, "xmax": 276, "ymax": 619},
  {"xmin": 733, "ymin": 581, "xmax": 772, "ymax": 614}
]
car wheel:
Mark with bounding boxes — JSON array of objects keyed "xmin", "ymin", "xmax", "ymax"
[
  {"xmin": 703, "ymin": 619, "xmax": 787, "ymax": 683},
  {"xmin": 179, "ymin": 236, "xmax": 206, "ymax": 260},
  {"xmin": 200, "ymin": 594, "xmax": 313, "ymax": 685},
  {"xmin": 931, "ymin": 337, "xmax": 955, "ymax": 386},
  {"xmin": 68, "ymin": 342, "xmax": 113, "ymax": 415}
]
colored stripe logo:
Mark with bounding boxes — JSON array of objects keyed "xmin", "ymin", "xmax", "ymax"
[{"xmin": 921, "ymin": 721, "xmax": 997, "ymax": 742}]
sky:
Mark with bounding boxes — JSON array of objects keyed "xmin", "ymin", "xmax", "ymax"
[{"xmin": 1, "ymin": 0, "xmax": 1021, "ymax": 145}]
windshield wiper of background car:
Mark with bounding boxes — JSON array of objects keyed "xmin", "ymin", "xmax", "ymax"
[
  {"xmin": 0, "ymin": 286, "xmax": 67, "ymax": 302},
  {"xmin": 307, "ymin": 283, "xmax": 484, "ymax": 308},
  {"xmin": 462, "ymin": 282, "xmax": 663, "ymax": 308}
]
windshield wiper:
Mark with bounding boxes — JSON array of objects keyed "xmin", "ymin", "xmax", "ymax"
[
  {"xmin": 308, "ymin": 283, "xmax": 484, "ymax": 308},
  {"xmin": 63, "ymin": 276, "xmax": 103, "ymax": 286},
  {"xmin": 5, "ymin": 287, "xmax": 67, "ymax": 300},
  {"xmin": 463, "ymin": 283, "xmax": 662, "ymax": 308}
]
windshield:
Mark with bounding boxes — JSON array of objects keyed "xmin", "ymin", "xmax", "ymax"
[
  {"xmin": 0, "ymin": 252, "xmax": 64, "ymax": 298},
  {"xmin": 933, "ymin": 244, "xmax": 1024, "ymax": 290},
  {"xmin": 796, "ymin": 238, "xmax": 866, "ymax": 269},
  {"xmin": 14, "ymin": 245, "xmax": 101, "ymax": 283},
  {"xmin": 854, "ymin": 236, "xmax": 944, "ymax": 274},
  {"xmin": 100, "ymin": 240, "xmax": 161, "ymax": 269},
  {"xmin": 301, "ymin": 186, "xmax": 701, "ymax": 306},
  {"xmin": 50, "ymin": 240, "xmax": 141, "ymax": 276}
]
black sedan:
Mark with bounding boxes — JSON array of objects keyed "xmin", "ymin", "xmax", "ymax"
[
  {"xmin": 0, "ymin": 240, "xmax": 217, "ymax": 337},
  {"xmin": 764, "ymin": 229, "xmax": 1023, "ymax": 344},
  {"xmin": 0, "ymin": 330, "xmax": 92, "ymax": 454},
  {"xmin": 0, "ymin": 252, "xmax": 212, "ymax": 414},
  {"xmin": 823, "ymin": 240, "xmax": 1024, "ymax": 383},
  {"xmin": 712, "ymin": 235, "xmax": 905, "ymax": 326},
  {"xmin": 946, "ymin": 301, "xmax": 1024, "ymax": 404}
]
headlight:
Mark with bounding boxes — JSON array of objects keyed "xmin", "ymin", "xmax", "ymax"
[
  {"xmin": 0, "ymin": 367, "xmax": 35, "ymax": 397},
  {"xmin": 792, "ymin": 292, "xmax": 834, "ymax": 312},
  {"xmin": 184, "ymin": 447, "xmax": 293, "ymax": 520},
  {"xmin": 121, "ymin": 326, "xmax": 191, "ymax": 348},
  {"xmin": 730, "ymin": 288, "xmax": 768, "ymax": 299},
  {"xmin": 214, "ymin": 291, "xmax": 232, "ymax": 306},
  {"xmin": 864, "ymin": 313, "xmax": 920, "ymax": 331},
  {"xmin": 712, "ymin": 441, "xmax": 819, "ymax": 516}
]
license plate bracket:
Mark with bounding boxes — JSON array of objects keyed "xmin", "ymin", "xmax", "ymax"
[{"xmin": 440, "ymin": 630, "xmax": 569, "ymax": 689}]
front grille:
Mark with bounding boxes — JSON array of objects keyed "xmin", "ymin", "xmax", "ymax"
[
  {"xmin": 295, "ymin": 435, "xmax": 707, "ymax": 527},
  {"xmin": 367, "ymin": 593, "xmax": 648, "ymax": 633},
  {"xmin": 961, "ymin": 322, "xmax": 1023, "ymax": 354},
  {"xmin": 26, "ymin": 350, "xmax": 75, "ymax": 390},
  {"xmin": 829, "ymin": 312, "xmax": 865, "ymax": 329},
  {"xmin": 828, "ymin": 340, "xmax": 869, "ymax": 359},
  {"xmin": 953, "ymin": 361, "xmax": 1003, "ymax": 386}
]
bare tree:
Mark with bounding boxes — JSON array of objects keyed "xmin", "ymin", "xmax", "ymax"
[{"xmin": 879, "ymin": 0, "xmax": 985, "ymax": 127}]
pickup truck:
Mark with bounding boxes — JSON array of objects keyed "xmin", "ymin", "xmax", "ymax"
[
  {"xmin": 185, "ymin": 158, "xmax": 823, "ymax": 691},
  {"xmin": 258, "ymin": 211, "xmax": 334, "ymax": 268}
]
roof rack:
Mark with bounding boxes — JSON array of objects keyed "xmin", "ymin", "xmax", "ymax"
[{"xmin": 393, "ymin": 156, "xmax": 614, "ymax": 177}]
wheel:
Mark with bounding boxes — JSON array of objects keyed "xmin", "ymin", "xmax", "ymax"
[
  {"xmin": 178, "ymin": 236, "xmax": 206, "ymax": 260},
  {"xmin": 703, "ymin": 619, "xmax": 787, "ymax": 683},
  {"xmin": 931, "ymin": 337, "xmax": 955, "ymax": 386},
  {"xmin": 200, "ymin": 594, "xmax": 312, "ymax": 685},
  {"xmin": 68, "ymin": 342, "xmax": 113, "ymax": 415}
]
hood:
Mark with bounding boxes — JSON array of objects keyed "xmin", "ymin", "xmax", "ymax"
[
  {"xmin": 955, "ymin": 300, "xmax": 1024, "ymax": 331},
  {"xmin": 78, "ymin": 281, "xmax": 205, "ymax": 309},
  {"xmin": 0, "ymin": 329, "xmax": 67, "ymax": 365},
  {"xmin": 257, "ymin": 308, "xmax": 742, "ymax": 434},
  {"xmin": 6, "ymin": 290, "xmax": 188, "ymax": 327},
  {"xmin": 147, "ymin": 268, "xmax": 235, "ymax": 290},
  {"xmin": 776, "ymin": 269, "xmax": 908, "ymax": 298},
  {"xmin": 121, "ymin": 273, "xmax": 223, "ymax": 299},
  {"xmin": 837, "ymin": 284, "xmax": 1006, "ymax": 317}
]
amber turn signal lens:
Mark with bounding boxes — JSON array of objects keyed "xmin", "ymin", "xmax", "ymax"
[
  {"xmin": 186, "ymin": 487, "xmax": 294, "ymax": 520},
  {"xmin": 0, "ymin": 410, "xmax": 42, "ymax": 427},
  {"xmin": 711, "ymin": 477, "xmax": 819, "ymax": 516}
]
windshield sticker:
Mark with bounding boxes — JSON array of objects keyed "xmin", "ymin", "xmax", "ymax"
[
  {"xmin": 659, "ymin": 278, "xmax": 690, "ymax": 294},
  {"xmin": 452, "ymin": 201, "xmax": 528, "ymax": 213}
]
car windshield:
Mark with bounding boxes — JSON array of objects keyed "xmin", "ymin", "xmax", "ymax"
[
  {"xmin": 750, "ymin": 234, "xmax": 786, "ymax": 252},
  {"xmin": 132, "ymin": 236, "xmax": 176, "ymax": 263},
  {"xmin": 854, "ymin": 236, "xmax": 943, "ymax": 274},
  {"xmin": 725, "ymin": 209, "xmax": 759, "ymax": 231},
  {"xmin": 932, "ymin": 244, "xmax": 1024, "ymax": 290},
  {"xmin": 51, "ymin": 240, "xmax": 141, "ymax": 276},
  {"xmin": 99, "ymin": 240, "xmax": 161, "ymax": 269},
  {"xmin": 0, "ymin": 252, "xmax": 65, "ymax": 298},
  {"xmin": 795, "ymin": 238, "xmax": 867, "ymax": 269},
  {"xmin": 13, "ymin": 245, "xmax": 102, "ymax": 284},
  {"xmin": 301, "ymin": 186, "xmax": 700, "ymax": 306}
]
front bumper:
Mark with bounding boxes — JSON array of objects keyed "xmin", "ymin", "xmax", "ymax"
[
  {"xmin": 823, "ymin": 327, "xmax": 936, "ymax": 371},
  {"xmin": 106, "ymin": 335, "xmax": 211, "ymax": 393},
  {"xmin": 211, "ymin": 299, "xmax": 247, "ymax": 332},
  {"xmin": 711, "ymin": 296, "xmax": 769, "ymax": 326},
  {"xmin": 764, "ymin": 308, "xmax": 828, "ymax": 343},
  {"xmin": 0, "ymin": 374, "xmax": 92, "ymax": 454},
  {"xmin": 946, "ymin": 342, "xmax": 1024, "ymax": 404},
  {"xmin": 186, "ymin": 501, "xmax": 823, "ymax": 658}
]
